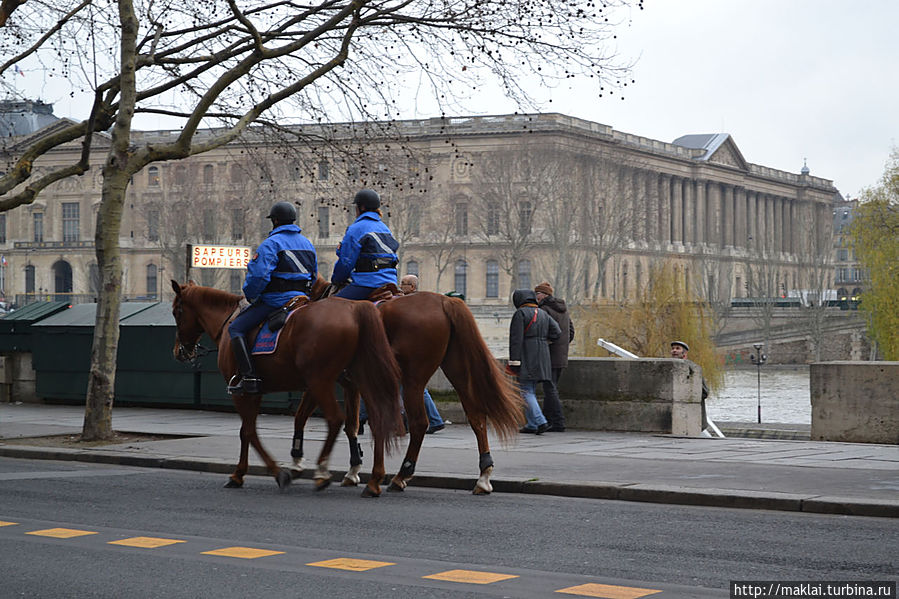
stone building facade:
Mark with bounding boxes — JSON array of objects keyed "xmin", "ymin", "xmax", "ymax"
[{"xmin": 0, "ymin": 110, "xmax": 839, "ymax": 309}]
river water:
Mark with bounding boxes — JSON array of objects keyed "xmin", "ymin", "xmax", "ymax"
[{"xmin": 707, "ymin": 365, "xmax": 811, "ymax": 424}]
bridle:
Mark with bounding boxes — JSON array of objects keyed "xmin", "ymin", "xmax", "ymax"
[{"xmin": 172, "ymin": 291, "xmax": 233, "ymax": 366}]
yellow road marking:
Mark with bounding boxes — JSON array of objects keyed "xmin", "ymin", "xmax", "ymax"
[
  {"xmin": 26, "ymin": 528, "xmax": 98, "ymax": 539},
  {"xmin": 307, "ymin": 558, "xmax": 395, "ymax": 572},
  {"xmin": 556, "ymin": 583, "xmax": 663, "ymax": 598},
  {"xmin": 0, "ymin": 521, "xmax": 18, "ymax": 527},
  {"xmin": 201, "ymin": 546, "xmax": 285, "ymax": 559},
  {"xmin": 423, "ymin": 569, "xmax": 519, "ymax": 585},
  {"xmin": 108, "ymin": 536, "xmax": 186, "ymax": 549}
]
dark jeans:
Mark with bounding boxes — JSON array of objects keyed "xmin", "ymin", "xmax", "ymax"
[
  {"xmin": 541, "ymin": 367, "xmax": 566, "ymax": 428},
  {"xmin": 227, "ymin": 301, "xmax": 271, "ymax": 339}
]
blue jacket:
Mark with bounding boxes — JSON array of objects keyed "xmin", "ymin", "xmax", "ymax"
[
  {"xmin": 332, "ymin": 212, "xmax": 399, "ymax": 288},
  {"xmin": 243, "ymin": 224, "xmax": 317, "ymax": 307}
]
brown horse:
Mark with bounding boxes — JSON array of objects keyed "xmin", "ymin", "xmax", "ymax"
[
  {"xmin": 170, "ymin": 280, "xmax": 403, "ymax": 497},
  {"xmin": 290, "ymin": 276, "xmax": 524, "ymax": 495}
]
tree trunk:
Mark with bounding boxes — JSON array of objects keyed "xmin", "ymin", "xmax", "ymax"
[
  {"xmin": 82, "ymin": 171, "xmax": 129, "ymax": 440},
  {"xmin": 82, "ymin": 0, "xmax": 139, "ymax": 441}
]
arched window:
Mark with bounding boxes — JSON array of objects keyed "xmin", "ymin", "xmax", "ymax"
[
  {"xmin": 454, "ymin": 260, "xmax": 468, "ymax": 297},
  {"xmin": 230, "ymin": 270, "xmax": 243, "ymax": 295},
  {"xmin": 148, "ymin": 166, "xmax": 160, "ymax": 186},
  {"xmin": 486, "ymin": 202, "xmax": 500, "ymax": 236},
  {"xmin": 455, "ymin": 203, "xmax": 468, "ymax": 236},
  {"xmin": 146, "ymin": 264, "xmax": 158, "ymax": 298},
  {"xmin": 486, "ymin": 260, "xmax": 499, "ymax": 298},
  {"xmin": 518, "ymin": 200, "xmax": 533, "ymax": 235},
  {"xmin": 89, "ymin": 263, "xmax": 100, "ymax": 297},
  {"xmin": 52, "ymin": 260, "xmax": 73, "ymax": 302},
  {"xmin": 173, "ymin": 165, "xmax": 188, "ymax": 186},
  {"xmin": 406, "ymin": 260, "xmax": 419, "ymax": 277},
  {"xmin": 25, "ymin": 265, "xmax": 35, "ymax": 294},
  {"xmin": 517, "ymin": 259, "xmax": 531, "ymax": 291}
]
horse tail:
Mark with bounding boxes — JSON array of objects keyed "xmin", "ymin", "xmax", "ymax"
[
  {"xmin": 348, "ymin": 301, "xmax": 404, "ymax": 452},
  {"xmin": 441, "ymin": 296, "xmax": 524, "ymax": 443}
]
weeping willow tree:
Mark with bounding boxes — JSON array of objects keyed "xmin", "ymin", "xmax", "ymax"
[
  {"xmin": 849, "ymin": 148, "xmax": 899, "ymax": 360},
  {"xmin": 575, "ymin": 261, "xmax": 724, "ymax": 392}
]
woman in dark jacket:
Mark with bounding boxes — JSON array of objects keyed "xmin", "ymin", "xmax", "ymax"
[
  {"xmin": 508, "ymin": 289, "xmax": 561, "ymax": 434},
  {"xmin": 535, "ymin": 282, "xmax": 575, "ymax": 432}
]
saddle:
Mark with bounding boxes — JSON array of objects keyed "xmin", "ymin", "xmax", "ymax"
[
  {"xmin": 265, "ymin": 294, "xmax": 310, "ymax": 332},
  {"xmin": 366, "ymin": 283, "xmax": 401, "ymax": 302}
]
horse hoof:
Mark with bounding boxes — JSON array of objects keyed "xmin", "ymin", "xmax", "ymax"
[
  {"xmin": 387, "ymin": 481, "xmax": 406, "ymax": 492},
  {"xmin": 341, "ymin": 477, "xmax": 358, "ymax": 487},
  {"xmin": 276, "ymin": 470, "xmax": 291, "ymax": 490},
  {"xmin": 315, "ymin": 478, "xmax": 331, "ymax": 492},
  {"xmin": 361, "ymin": 486, "xmax": 381, "ymax": 498},
  {"xmin": 472, "ymin": 486, "xmax": 492, "ymax": 495},
  {"xmin": 224, "ymin": 477, "xmax": 244, "ymax": 488}
]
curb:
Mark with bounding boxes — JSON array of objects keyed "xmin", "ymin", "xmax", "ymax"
[{"xmin": 2, "ymin": 444, "xmax": 896, "ymax": 518}]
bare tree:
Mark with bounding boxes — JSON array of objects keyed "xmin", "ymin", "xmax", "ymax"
[
  {"xmin": 470, "ymin": 146, "xmax": 554, "ymax": 289},
  {"xmin": 796, "ymin": 204, "xmax": 835, "ymax": 361},
  {"xmin": 581, "ymin": 155, "xmax": 639, "ymax": 300},
  {"xmin": 692, "ymin": 250, "xmax": 734, "ymax": 337},
  {"xmin": 742, "ymin": 255, "xmax": 782, "ymax": 349},
  {"xmin": 0, "ymin": 0, "xmax": 637, "ymax": 439}
]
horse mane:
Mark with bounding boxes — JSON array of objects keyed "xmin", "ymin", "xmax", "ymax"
[{"xmin": 183, "ymin": 282, "xmax": 241, "ymax": 310}]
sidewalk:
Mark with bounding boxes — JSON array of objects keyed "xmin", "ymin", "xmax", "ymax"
[{"xmin": 1, "ymin": 403, "xmax": 897, "ymax": 518}]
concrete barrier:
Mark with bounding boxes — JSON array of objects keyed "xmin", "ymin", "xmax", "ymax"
[
  {"xmin": 557, "ymin": 358, "xmax": 702, "ymax": 435},
  {"xmin": 429, "ymin": 357, "xmax": 703, "ymax": 435},
  {"xmin": 810, "ymin": 361, "xmax": 899, "ymax": 444}
]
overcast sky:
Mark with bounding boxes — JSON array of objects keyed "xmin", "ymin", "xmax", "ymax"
[
  {"xmin": 6, "ymin": 0, "xmax": 895, "ymax": 199},
  {"xmin": 542, "ymin": 0, "xmax": 898, "ymax": 200}
]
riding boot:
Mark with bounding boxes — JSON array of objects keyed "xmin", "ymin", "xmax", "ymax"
[{"xmin": 230, "ymin": 336, "xmax": 262, "ymax": 394}]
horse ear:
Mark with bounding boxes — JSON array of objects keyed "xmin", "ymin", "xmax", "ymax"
[{"xmin": 171, "ymin": 280, "xmax": 181, "ymax": 295}]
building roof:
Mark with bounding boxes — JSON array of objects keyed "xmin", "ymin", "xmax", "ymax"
[{"xmin": 0, "ymin": 99, "xmax": 60, "ymax": 137}]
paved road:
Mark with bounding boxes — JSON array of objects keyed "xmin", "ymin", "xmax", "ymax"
[
  {"xmin": 2, "ymin": 458, "xmax": 897, "ymax": 598},
  {"xmin": 1, "ymin": 404, "xmax": 897, "ymax": 518}
]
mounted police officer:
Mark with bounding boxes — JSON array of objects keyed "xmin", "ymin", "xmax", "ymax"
[
  {"xmin": 227, "ymin": 201, "xmax": 317, "ymax": 394},
  {"xmin": 331, "ymin": 189, "xmax": 399, "ymax": 299}
]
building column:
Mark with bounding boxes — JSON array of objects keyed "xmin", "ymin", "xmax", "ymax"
[
  {"xmin": 658, "ymin": 174, "xmax": 671, "ymax": 245},
  {"xmin": 765, "ymin": 194, "xmax": 775, "ymax": 254},
  {"xmin": 720, "ymin": 184, "xmax": 731, "ymax": 247},
  {"xmin": 709, "ymin": 182, "xmax": 722, "ymax": 247},
  {"xmin": 694, "ymin": 179, "xmax": 706, "ymax": 246},
  {"xmin": 683, "ymin": 178, "xmax": 695, "ymax": 245},
  {"xmin": 671, "ymin": 176, "xmax": 683, "ymax": 243},
  {"xmin": 643, "ymin": 170, "xmax": 655, "ymax": 243},
  {"xmin": 733, "ymin": 186, "xmax": 745, "ymax": 248},
  {"xmin": 787, "ymin": 198, "xmax": 796, "ymax": 255}
]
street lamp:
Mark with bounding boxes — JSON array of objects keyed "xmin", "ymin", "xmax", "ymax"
[{"xmin": 750, "ymin": 342, "xmax": 767, "ymax": 424}]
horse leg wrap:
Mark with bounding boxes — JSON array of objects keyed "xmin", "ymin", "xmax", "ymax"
[
  {"xmin": 388, "ymin": 458, "xmax": 416, "ymax": 492},
  {"xmin": 479, "ymin": 452, "xmax": 494, "ymax": 473},
  {"xmin": 290, "ymin": 432, "xmax": 304, "ymax": 459},
  {"xmin": 341, "ymin": 464, "xmax": 362, "ymax": 486},
  {"xmin": 314, "ymin": 464, "xmax": 331, "ymax": 490},
  {"xmin": 474, "ymin": 466, "xmax": 494, "ymax": 495},
  {"xmin": 399, "ymin": 458, "xmax": 416, "ymax": 479},
  {"xmin": 349, "ymin": 440, "xmax": 363, "ymax": 467}
]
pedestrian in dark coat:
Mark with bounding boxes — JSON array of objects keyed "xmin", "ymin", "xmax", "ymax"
[
  {"xmin": 508, "ymin": 288, "xmax": 560, "ymax": 434},
  {"xmin": 535, "ymin": 282, "xmax": 575, "ymax": 432}
]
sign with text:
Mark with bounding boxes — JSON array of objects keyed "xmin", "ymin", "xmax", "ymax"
[{"xmin": 188, "ymin": 244, "xmax": 251, "ymax": 269}]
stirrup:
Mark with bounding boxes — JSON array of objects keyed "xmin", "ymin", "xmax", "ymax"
[{"xmin": 227, "ymin": 374, "xmax": 262, "ymax": 395}]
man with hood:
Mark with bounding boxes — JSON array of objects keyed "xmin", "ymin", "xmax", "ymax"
[
  {"xmin": 508, "ymin": 288, "xmax": 561, "ymax": 434},
  {"xmin": 535, "ymin": 282, "xmax": 575, "ymax": 432}
]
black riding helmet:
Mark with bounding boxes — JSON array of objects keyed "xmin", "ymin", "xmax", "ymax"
[
  {"xmin": 267, "ymin": 201, "xmax": 297, "ymax": 224},
  {"xmin": 353, "ymin": 189, "xmax": 381, "ymax": 211}
]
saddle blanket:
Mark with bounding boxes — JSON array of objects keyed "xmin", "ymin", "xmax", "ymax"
[{"xmin": 251, "ymin": 309, "xmax": 297, "ymax": 355}]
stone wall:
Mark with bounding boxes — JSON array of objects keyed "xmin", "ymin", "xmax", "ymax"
[
  {"xmin": 429, "ymin": 357, "xmax": 703, "ymax": 434},
  {"xmin": 810, "ymin": 361, "xmax": 899, "ymax": 444},
  {"xmin": 0, "ymin": 353, "xmax": 38, "ymax": 403}
]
